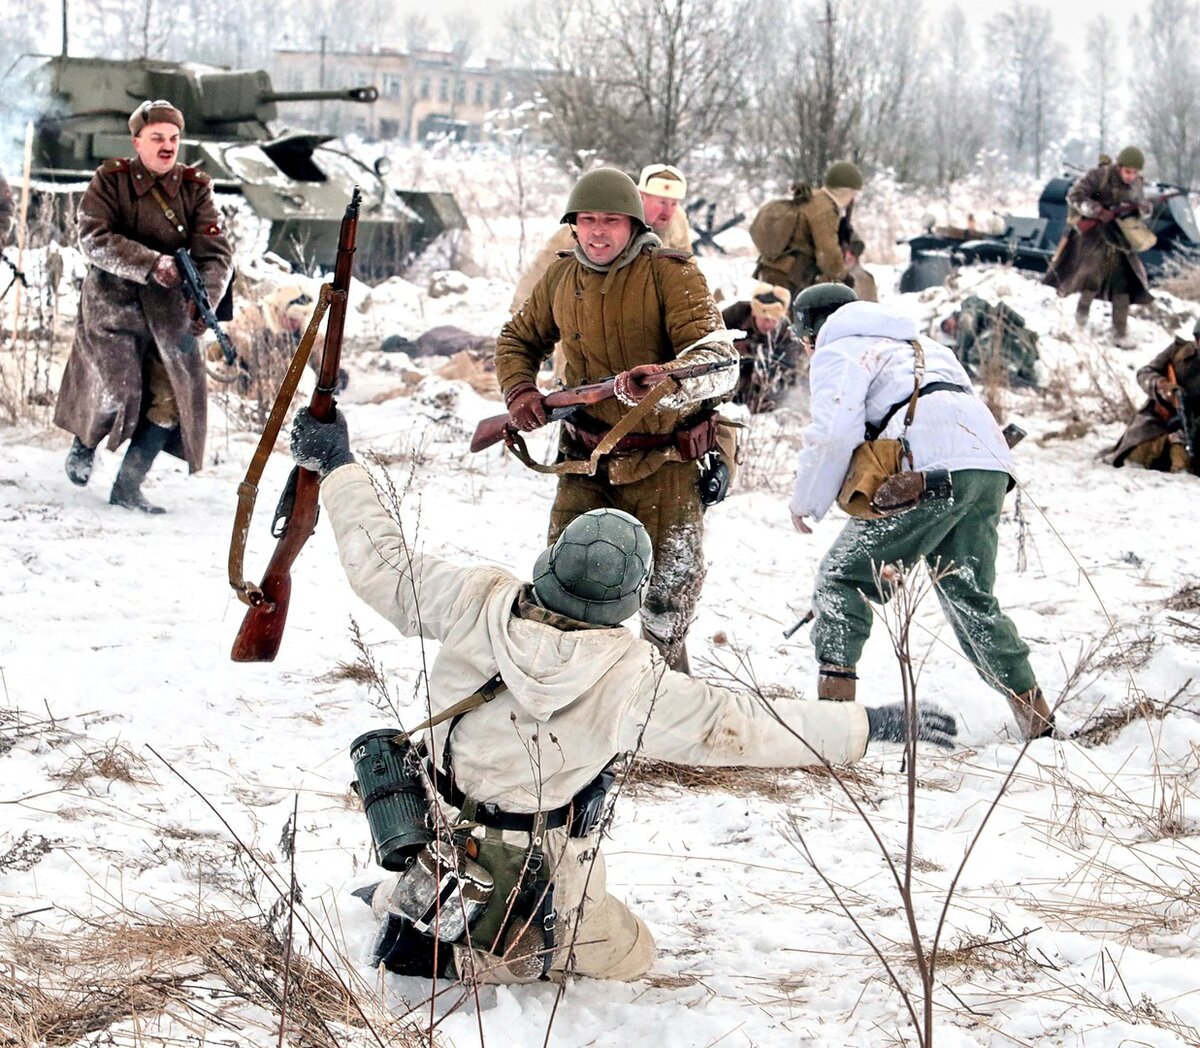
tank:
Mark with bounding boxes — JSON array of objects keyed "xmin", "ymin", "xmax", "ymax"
[
  {"xmin": 25, "ymin": 55, "xmax": 466, "ymax": 280},
  {"xmin": 899, "ymin": 173, "xmax": 1200, "ymax": 293}
]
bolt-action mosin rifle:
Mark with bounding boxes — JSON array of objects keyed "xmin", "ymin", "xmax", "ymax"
[{"xmin": 227, "ymin": 187, "xmax": 361, "ymax": 663}]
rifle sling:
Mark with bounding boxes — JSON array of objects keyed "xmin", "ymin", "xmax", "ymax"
[
  {"xmin": 227, "ymin": 282, "xmax": 337, "ymax": 606},
  {"xmin": 148, "ymin": 184, "xmax": 188, "ymax": 238},
  {"xmin": 503, "ymin": 375, "xmax": 679, "ymax": 476}
]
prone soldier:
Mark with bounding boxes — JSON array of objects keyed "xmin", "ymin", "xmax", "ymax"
[{"xmin": 1108, "ymin": 317, "xmax": 1200, "ymax": 473}]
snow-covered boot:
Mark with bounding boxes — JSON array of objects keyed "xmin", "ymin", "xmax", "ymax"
[
  {"xmin": 1112, "ymin": 294, "xmax": 1134, "ymax": 349},
  {"xmin": 817, "ymin": 663, "xmax": 857, "ymax": 701},
  {"xmin": 110, "ymin": 424, "xmax": 172, "ymax": 514},
  {"xmin": 642, "ymin": 624, "xmax": 690, "ymax": 675},
  {"xmin": 64, "ymin": 437, "xmax": 96, "ymax": 487},
  {"xmin": 1006, "ymin": 685, "xmax": 1055, "ymax": 740}
]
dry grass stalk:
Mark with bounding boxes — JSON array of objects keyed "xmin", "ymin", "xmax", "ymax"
[
  {"xmin": 52, "ymin": 740, "xmax": 155, "ymax": 789},
  {"xmin": 1069, "ymin": 688, "xmax": 1190, "ymax": 748},
  {"xmin": 0, "ymin": 912, "xmax": 429, "ymax": 1047}
]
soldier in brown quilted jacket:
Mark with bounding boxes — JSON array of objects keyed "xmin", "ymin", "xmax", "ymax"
[{"xmin": 494, "ymin": 168, "xmax": 736, "ymax": 672}]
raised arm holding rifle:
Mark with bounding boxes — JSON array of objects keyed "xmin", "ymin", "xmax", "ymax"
[{"xmin": 492, "ymin": 168, "xmax": 738, "ymax": 674}]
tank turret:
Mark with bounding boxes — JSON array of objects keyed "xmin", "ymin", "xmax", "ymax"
[{"xmin": 25, "ymin": 55, "xmax": 464, "ymax": 279}]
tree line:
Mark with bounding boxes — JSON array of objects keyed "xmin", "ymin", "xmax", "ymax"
[{"xmin": 3, "ymin": 0, "xmax": 1198, "ymax": 190}]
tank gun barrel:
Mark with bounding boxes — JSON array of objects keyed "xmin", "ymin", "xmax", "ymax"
[{"xmin": 259, "ymin": 86, "xmax": 379, "ymax": 105}]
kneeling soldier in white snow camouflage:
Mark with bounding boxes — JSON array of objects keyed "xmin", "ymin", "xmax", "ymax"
[{"xmin": 290, "ymin": 406, "xmax": 957, "ymax": 984}]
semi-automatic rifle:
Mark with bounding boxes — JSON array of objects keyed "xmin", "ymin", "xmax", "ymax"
[
  {"xmin": 470, "ymin": 358, "xmax": 736, "ymax": 454},
  {"xmin": 228, "ymin": 188, "xmax": 360, "ymax": 663}
]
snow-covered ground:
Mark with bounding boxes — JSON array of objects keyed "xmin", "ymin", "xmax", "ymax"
[{"xmin": 2, "ymin": 161, "xmax": 1200, "ymax": 1046}]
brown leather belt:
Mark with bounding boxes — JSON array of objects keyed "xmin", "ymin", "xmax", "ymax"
[{"xmin": 565, "ymin": 410, "xmax": 717, "ymax": 459}]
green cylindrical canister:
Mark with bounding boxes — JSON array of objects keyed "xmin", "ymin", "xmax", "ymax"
[{"xmin": 350, "ymin": 728, "xmax": 435, "ymax": 871}]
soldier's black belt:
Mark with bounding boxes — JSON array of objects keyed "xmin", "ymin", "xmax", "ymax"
[
  {"xmin": 867, "ymin": 382, "xmax": 972, "ymax": 440},
  {"xmin": 431, "ymin": 762, "xmax": 574, "ymax": 832}
]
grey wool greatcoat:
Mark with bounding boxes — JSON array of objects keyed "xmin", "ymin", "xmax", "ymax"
[
  {"xmin": 1043, "ymin": 163, "xmax": 1153, "ymax": 305},
  {"xmin": 54, "ymin": 155, "xmax": 234, "ymax": 471}
]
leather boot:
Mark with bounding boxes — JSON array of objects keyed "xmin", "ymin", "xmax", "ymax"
[
  {"xmin": 1111, "ymin": 294, "xmax": 1134, "ymax": 348},
  {"xmin": 1006, "ymin": 686, "xmax": 1055, "ymax": 740},
  {"xmin": 64, "ymin": 437, "xmax": 96, "ymax": 487},
  {"xmin": 110, "ymin": 424, "xmax": 172, "ymax": 514},
  {"xmin": 642, "ymin": 624, "xmax": 690, "ymax": 675},
  {"xmin": 817, "ymin": 663, "xmax": 857, "ymax": 701},
  {"xmin": 1074, "ymin": 292, "xmax": 1094, "ymax": 328}
]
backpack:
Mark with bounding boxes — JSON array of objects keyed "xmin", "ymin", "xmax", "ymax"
[{"xmin": 749, "ymin": 185, "xmax": 811, "ymax": 259}]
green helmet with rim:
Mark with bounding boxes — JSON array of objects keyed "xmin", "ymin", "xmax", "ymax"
[
  {"xmin": 560, "ymin": 168, "xmax": 648, "ymax": 230},
  {"xmin": 532, "ymin": 509, "xmax": 653, "ymax": 626},
  {"xmin": 793, "ymin": 283, "xmax": 859, "ymax": 340}
]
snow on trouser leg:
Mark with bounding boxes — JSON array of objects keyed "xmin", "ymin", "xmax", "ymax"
[{"xmin": 640, "ymin": 518, "xmax": 704, "ymax": 674}]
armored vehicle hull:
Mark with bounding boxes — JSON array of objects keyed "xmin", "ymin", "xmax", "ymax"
[
  {"xmin": 23, "ymin": 55, "xmax": 466, "ymax": 280},
  {"xmin": 900, "ymin": 176, "xmax": 1199, "ymax": 293}
]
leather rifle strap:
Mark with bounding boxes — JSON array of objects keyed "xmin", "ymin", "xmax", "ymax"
[{"xmin": 227, "ymin": 282, "xmax": 336, "ymax": 605}]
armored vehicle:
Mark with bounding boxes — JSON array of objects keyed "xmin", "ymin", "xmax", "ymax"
[
  {"xmin": 900, "ymin": 175, "xmax": 1199, "ymax": 293},
  {"xmin": 24, "ymin": 55, "xmax": 466, "ymax": 279}
]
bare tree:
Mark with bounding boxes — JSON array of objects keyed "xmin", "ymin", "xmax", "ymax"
[
  {"xmin": 924, "ymin": 5, "xmax": 993, "ymax": 186},
  {"xmin": 1132, "ymin": 0, "xmax": 1200, "ymax": 186},
  {"xmin": 508, "ymin": 0, "xmax": 756, "ymax": 173},
  {"xmin": 986, "ymin": 1, "xmax": 1066, "ymax": 176},
  {"xmin": 1083, "ymin": 15, "xmax": 1120, "ymax": 158}
]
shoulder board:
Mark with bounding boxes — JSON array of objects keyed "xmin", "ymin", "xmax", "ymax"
[
  {"xmin": 182, "ymin": 166, "xmax": 211, "ymax": 184},
  {"xmin": 649, "ymin": 247, "xmax": 693, "ymax": 262},
  {"xmin": 99, "ymin": 158, "xmax": 130, "ymax": 175}
]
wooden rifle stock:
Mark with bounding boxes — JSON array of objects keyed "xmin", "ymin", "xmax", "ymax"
[
  {"xmin": 469, "ymin": 359, "xmax": 734, "ymax": 453},
  {"xmin": 230, "ymin": 188, "xmax": 362, "ymax": 663}
]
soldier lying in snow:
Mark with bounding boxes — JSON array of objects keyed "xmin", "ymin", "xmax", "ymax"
[{"xmin": 1108, "ymin": 318, "xmax": 1200, "ymax": 474}]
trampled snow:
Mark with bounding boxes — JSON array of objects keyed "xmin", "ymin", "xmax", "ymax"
[{"xmin": 2, "ymin": 158, "xmax": 1199, "ymax": 1047}]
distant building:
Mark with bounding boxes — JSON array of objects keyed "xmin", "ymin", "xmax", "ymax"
[{"xmin": 271, "ymin": 46, "xmax": 535, "ymax": 144}]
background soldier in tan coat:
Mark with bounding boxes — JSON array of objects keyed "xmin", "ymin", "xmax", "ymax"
[
  {"xmin": 509, "ymin": 163, "xmax": 692, "ymax": 313},
  {"xmin": 1043, "ymin": 146, "xmax": 1154, "ymax": 348},
  {"xmin": 753, "ymin": 160, "xmax": 863, "ymax": 297},
  {"xmin": 289, "ymin": 406, "xmax": 957, "ymax": 983},
  {"xmin": 54, "ymin": 100, "xmax": 233, "ymax": 513},
  {"xmin": 495, "ymin": 168, "xmax": 736, "ymax": 672}
]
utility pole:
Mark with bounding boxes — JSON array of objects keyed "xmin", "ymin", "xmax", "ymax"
[
  {"xmin": 61, "ymin": 0, "xmax": 69, "ymax": 57},
  {"xmin": 318, "ymin": 35, "xmax": 327, "ymax": 124}
]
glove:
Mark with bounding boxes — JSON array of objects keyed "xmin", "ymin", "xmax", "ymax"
[
  {"xmin": 187, "ymin": 301, "xmax": 206, "ymax": 338},
  {"xmin": 151, "ymin": 255, "xmax": 181, "ymax": 288},
  {"xmin": 866, "ymin": 702, "xmax": 958, "ymax": 751},
  {"xmin": 614, "ymin": 363, "xmax": 667, "ymax": 407},
  {"xmin": 1155, "ymin": 377, "xmax": 1181, "ymax": 405},
  {"xmin": 1077, "ymin": 200, "xmax": 1101, "ymax": 219},
  {"xmin": 290, "ymin": 406, "xmax": 355, "ymax": 478},
  {"xmin": 505, "ymin": 382, "xmax": 548, "ymax": 431}
]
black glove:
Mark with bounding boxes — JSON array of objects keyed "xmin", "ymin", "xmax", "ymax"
[
  {"xmin": 866, "ymin": 702, "xmax": 958, "ymax": 750},
  {"xmin": 290, "ymin": 406, "xmax": 354, "ymax": 478}
]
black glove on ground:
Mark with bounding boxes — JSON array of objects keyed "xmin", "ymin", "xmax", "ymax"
[
  {"xmin": 866, "ymin": 702, "xmax": 958, "ymax": 750},
  {"xmin": 290, "ymin": 406, "xmax": 355, "ymax": 478}
]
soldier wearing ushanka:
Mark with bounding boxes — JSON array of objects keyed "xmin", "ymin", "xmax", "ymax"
[{"xmin": 54, "ymin": 99, "xmax": 233, "ymax": 513}]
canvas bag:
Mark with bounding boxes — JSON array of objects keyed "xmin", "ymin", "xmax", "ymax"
[
  {"xmin": 749, "ymin": 186, "xmax": 811, "ymax": 260},
  {"xmin": 836, "ymin": 341, "xmax": 924, "ymax": 519}
]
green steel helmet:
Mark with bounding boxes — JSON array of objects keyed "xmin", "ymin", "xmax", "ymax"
[
  {"xmin": 794, "ymin": 282, "xmax": 859, "ymax": 340},
  {"xmin": 532, "ymin": 509, "xmax": 653, "ymax": 626},
  {"xmin": 560, "ymin": 168, "xmax": 648, "ymax": 229},
  {"xmin": 1116, "ymin": 145, "xmax": 1145, "ymax": 170},
  {"xmin": 824, "ymin": 160, "xmax": 864, "ymax": 190}
]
